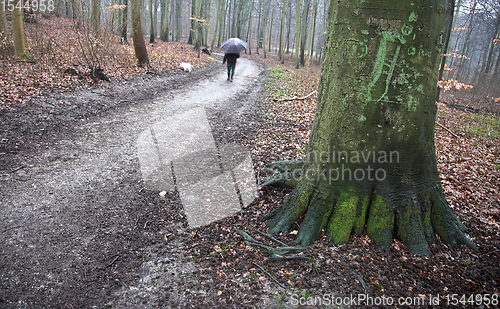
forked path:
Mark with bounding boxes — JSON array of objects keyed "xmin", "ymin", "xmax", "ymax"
[{"xmin": 0, "ymin": 57, "xmax": 264, "ymax": 307}]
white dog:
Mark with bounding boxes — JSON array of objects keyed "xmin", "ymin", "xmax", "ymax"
[{"xmin": 179, "ymin": 62, "xmax": 193, "ymax": 72}]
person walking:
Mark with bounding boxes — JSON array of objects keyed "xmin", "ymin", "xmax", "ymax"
[{"xmin": 223, "ymin": 52, "xmax": 240, "ymax": 82}]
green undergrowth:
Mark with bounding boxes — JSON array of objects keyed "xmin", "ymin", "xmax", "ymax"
[
  {"xmin": 465, "ymin": 113, "xmax": 500, "ymax": 139},
  {"xmin": 264, "ymin": 67, "xmax": 294, "ymax": 100}
]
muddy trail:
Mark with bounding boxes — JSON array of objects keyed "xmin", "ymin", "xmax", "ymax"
[{"xmin": 0, "ymin": 57, "xmax": 265, "ymax": 308}]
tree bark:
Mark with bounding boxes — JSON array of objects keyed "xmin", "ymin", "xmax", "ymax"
[
  {"xmin": 174, "ymin": 0, "xmax": 181, "ymax": 41},
  {"xmin": 267, "ymin": 0, "xmax": 274, "ymax": 53},
  {"xmin": 246, "ymin": 0, "xmax": 255, "ymax": 54},
  {"xmin": 306, "ymin": 0, "xmax": 317, "ymax": 64},
  {"xmin": 160, "ymin": 0, "xmax": 170, "ymax": 41},
  {"xmin": 149, "ymin": 0, "xmax": 155, "ymax": 43},
  {"xmin": 298, "ymin": 0, "xmax": 309, "ymax": 66},
  {"xmin": 204, "ymin": 0, "xmax": 210, "ymax": 47},
  {"xmin": 131, "ymin": 0, "xmax": 150, "ymax": 66},
  {"xmin": 236, "ymin": 0, "xmax": 244, "ymax": 38},
  {"xmin": 121, "ymin": 0, "xmax": 129, "ymax": 44},
  {"xmin": 261, "ymin": 0, "xmax": 267, "ymax": 58},
  {"xmin": 187, "ymin": 0, "xmax": 196, "ymax": 44},
  {"xmin": 0, "ymin": 0, "xmax": 13, "ymax": 52},
  {"xmin": 265, "ymin": 0, "xmax": 476, "ymax": 256},
  {"xmin": 12, "ymin": 0, "xmax": 28, "ymax": 58}
]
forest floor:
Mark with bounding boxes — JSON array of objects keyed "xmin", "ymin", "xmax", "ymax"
[{"xmin": 1, "ymin": 16, "xmax": 500, "ymax": 309}]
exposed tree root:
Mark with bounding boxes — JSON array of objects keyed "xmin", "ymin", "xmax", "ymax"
[
  {"xmin": 261, "ymin": 164, "xmax": 477, "ymax": 256},
  {"xmin": 234, "ymin": 229, "xmax": 322, "ymax": 280}
]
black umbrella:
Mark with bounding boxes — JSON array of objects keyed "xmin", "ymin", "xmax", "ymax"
[{"xmin": 220, "ymin": 38, "xmax": 248, "ymax": 54}]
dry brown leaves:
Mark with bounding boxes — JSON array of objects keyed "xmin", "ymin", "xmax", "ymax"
[{"xmin": 0, "ymin": 16, "xmax": 213, "ymax": 108}]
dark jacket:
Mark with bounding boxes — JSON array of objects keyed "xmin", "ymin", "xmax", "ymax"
[{"xmin": 223, "ymin": 53, "xmax": 240, "ymax": 64}]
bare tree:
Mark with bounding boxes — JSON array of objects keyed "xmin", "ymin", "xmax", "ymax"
[
  {"xmin": 12, "ymin": 0, "xmax": 29, "ymax": 58},
  {"xmin": 131, "ymin": 0, "xmax": 150, "ymax": 66},
  {"xmin": 0, "ymin": 0, "xmax": 13, "ymax": 52}
]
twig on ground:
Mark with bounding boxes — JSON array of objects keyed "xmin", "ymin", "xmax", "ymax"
[
  {"xmin": 253, "ymin": 262, "xmax": 287, "ymax": 289},
  {"xmin": 107, "ymin": 255, "xmax": 120, "ymax": 268},
  {"xmin": 8, "ymin": 165, "xmax": 26, "ymax": 174},
  {"xmin": 436, "ymin": 121, "xmax": 460, "ymax": 139},
  {"xmin": 273, "ymin": 90, "xmax": 317, "ymax": 102}
]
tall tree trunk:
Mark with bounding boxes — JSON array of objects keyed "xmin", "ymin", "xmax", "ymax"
[
  {"xmin": 204, "ymin": 0, "xmax": 211, "ymax": 46},
  {"xmin": 131, "ymin": 0, "xmax": 150, "ymax": 66},
  {"xmin": 454, "ymin": 0, "xmax": 476, "ymax": 79},
  {"xmin": 188, "ymin": 0, "xmax": 196, "ymax": 44},
  {"xmin": 437, "ymin": 0, "xmax": 455, "ymax": 101},
  {"xmin": 175, "ymin": 0, "xmax": 181, "ymax": 41},
  {"xmin": 279, "ymin": 0, "xmax": 287, "ymax": 63},
  {"xmin": 211, "ymin": 0, "xmax": 222, "ymax": 49},
  {"xmin": 247, "ymin": 0, "xmax": 255, "ymax": 54},
  {"xmin": 194, "ymin": 0, "xmax": 202, "ymax": 55},
  {"xmin": 298, "ymin": 0, "xmax": 309, "ymax": 66},
  {"xmin": 261, "ymin": 0, "xmax": 267, "ymax": 58},
  {"xmin": 12, "ymin": 0, "xmax": 28, "ymax": 58},
  {"xmin": 294, "ymin": 0, "xmax": 301, "ymax": 68},
  {"xmin": 92, "ymin": 0, "xmax": 100, "ymax": 36},
  {"xmin": 0, "ymin": 0, "xmax": 13, "ymax": 52},
  {"xmin": 161, "ymin": 0, "xmax": 170, "ymax": 41},
  {"xmin": 444, "ymin": 0, "xmax": 461, "ymax": 78},
  {"xmin": 264, "ymin": 0, "xmax": 476, "ymax": 256},
  {"xmin": 236, "ymin": 0, "xmax": 244, "ymax": 38},
  {"xmin": 306, "ymin": 0, "xmax": 317, "ymax": 64},
  {"xmin": 121, "ymin": 0, "xmax": 129, "ymax": 44},
  {"xmin": 267, "ymin": 0, "xmax": 274, "ymax": 52},
  {"xmin": 482, "ymin": 17, "xmax": 500, "ymax": 74},
  {"xmin": 149, "ymin": 0, "xmax": 155, "ymax": 43},
  {"xmin": 285, "ymin": 0, "xmax": 291, "ymax": 53},
  {"xmin": 256, "ymin": 0, "xmax": 262, "ymax": 52}
]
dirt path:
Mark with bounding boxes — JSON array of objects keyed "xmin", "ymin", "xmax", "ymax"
[{"xmin": 0, "ymin": 57, "xmax": 265, "ymax": 308}]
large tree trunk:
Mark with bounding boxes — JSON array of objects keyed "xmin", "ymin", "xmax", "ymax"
[
  {"xmin": 12, "ymin": 0, "xmax": 28, "ymax": 58},
  {"xmin": 149, "ymin": 0, "xmax": 155, "ymax": 43},
  {"xmin": 236, "ymin": 0, "xmax": 243, "ymax": 38},
  {"xmin": 265, "ymin": 0, "xmax": 476, "ymax": 256},
  {"xmin": 131, "ymin": 0, "xmax": 150, "ymax": 66},
  {"xmin": 267, "ymin": 0, "xmax": 274, "ymax": 53},
  {"xmin": 0, "ymin": 0, "xmax": 13, "ymax": 52},
  {"xmin": 187, "ymin": 0, "xmax": 196, "ymax": 44},
  {"xmin": 160, "ymin": 0, "xmax": 169, "ymax": 41},
  {"xmin": 121, "ymin": 0, "xmax": 129, "ymax": 44},
  {"xmin": 298, "ymin": 0, "xmax": 309, "ymax": 66},
  {"xmin": 174, "ymin": 0, "xmax": 181, "ymax": 41}
]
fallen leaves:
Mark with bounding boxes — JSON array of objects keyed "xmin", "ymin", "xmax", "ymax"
[{"xmin": 0, "ymin": 16, "xmax": 213, "ymax": 109}]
